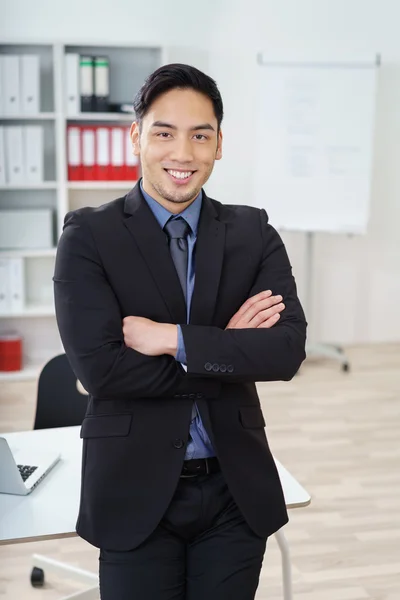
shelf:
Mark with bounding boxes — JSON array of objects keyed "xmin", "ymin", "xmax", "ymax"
[
  {"xmin": 66, "ymin": 112, "xmax": 133, "ymax": 122},
  {"xmin": 68, "ymin": 181, "xmax": 136, "ymax": 190},
  {"xmin": 0, "ymin": 363, "xmax": 42, "ymax": 382},
  {"xmin": 0, "ymin": 182, "xmax": 57, "ymax": 190},
  {"xmin": 0, "ymin": 113, "xmax": 57, "ymax": 120},
  {"xmin": 0, "ymin": 305, "xmax": 55, "ymax": 318},
  {"xmin": 0, "ymin": 248, "xmax": 57, "ymax": 258}
]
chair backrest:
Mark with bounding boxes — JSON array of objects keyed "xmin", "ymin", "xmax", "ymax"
[{"xmin": 33, "ymin": 354, "xmax": 88, "ymax": 430}]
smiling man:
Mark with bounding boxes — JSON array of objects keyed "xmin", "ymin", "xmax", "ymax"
[{"xmin": 54, "ymin": 64, "xmax": 307, "ymax": 600}]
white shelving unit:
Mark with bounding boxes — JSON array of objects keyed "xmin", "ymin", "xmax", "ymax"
[{"xmin": 0, "ymin": 40, "xmax": 185, "ymax": 380}]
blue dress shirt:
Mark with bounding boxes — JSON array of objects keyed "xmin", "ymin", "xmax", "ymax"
[{"xmin": 140, "ymin": 181, "xmax": 215, "ymax": 460}]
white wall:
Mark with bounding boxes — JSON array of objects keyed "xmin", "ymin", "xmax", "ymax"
[{"xmin": 2, "ymin": 0, "xmax": 399, "ymax": 344}]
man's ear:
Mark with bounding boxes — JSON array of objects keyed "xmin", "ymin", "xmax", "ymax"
[
  {"xmin": 130, "ymin": 121, "xmax": 141, "ymax": 156},
  {"xmin": 215, "ymin": 129, "xmax": 223, "ymax": 160}
]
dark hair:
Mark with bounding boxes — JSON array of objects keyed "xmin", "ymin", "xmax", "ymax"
[{"xmin": 133, "ymin": 63, "xmax": 224, "ymax": 131}]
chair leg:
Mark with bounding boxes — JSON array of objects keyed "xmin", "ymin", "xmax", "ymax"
[
  {"xmin": 32, "ymin": 553, "xmax": 99, "ymax": 599},
  {"xmin": 274, "ymin": 529, "xmax": 293, "ymax": 600}
]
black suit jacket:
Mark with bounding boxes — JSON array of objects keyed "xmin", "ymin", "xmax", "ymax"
[{"xmin": 53, "ymin": 182, "xmax": 307, "ymax": 551}]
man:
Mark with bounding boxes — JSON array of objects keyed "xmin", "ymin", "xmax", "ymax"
[{"xmin": 54, "ymin": 63, "xmax": 306, "ymax": 599}]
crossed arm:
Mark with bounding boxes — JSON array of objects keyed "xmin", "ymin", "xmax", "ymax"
[
  {"xmin": 122, "ymin": 289, "xmax": 286, "ymax": 357},
  {"xmin": 54, "ymin": 209, "xmax": 306, "ymax": 400}
]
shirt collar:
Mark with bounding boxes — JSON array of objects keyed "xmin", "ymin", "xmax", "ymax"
[{"xmin": 140, "ymin": 179, "xmax": 202, "ymax": 235}]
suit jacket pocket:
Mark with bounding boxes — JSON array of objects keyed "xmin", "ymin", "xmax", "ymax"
[
  {"xmin": 80, "ymin": 414, "xmax": 132, "ymax": 438},
  {"xmin": 239, "ymin": 406, "xmax": 266, "ymax": 429}
]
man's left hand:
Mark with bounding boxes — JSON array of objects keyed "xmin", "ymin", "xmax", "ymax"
[{"xmin": 123, "ymin": 316, "xmax": 178, "ymax": 357}]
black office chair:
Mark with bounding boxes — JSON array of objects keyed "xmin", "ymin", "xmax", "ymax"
[
  {"xmin": 33, "ymin": 353, "xmax": 88, "ymax": 430},
  {"xmin": 30, "ymin": 354, "xmax": 97, "ymax": 596}
]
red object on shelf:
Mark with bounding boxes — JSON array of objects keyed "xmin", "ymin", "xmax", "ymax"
[
  {"xmin": 67, "ymin": 126, "xmax": 83, "ymax": 181},
  {"xmin": 82, "ymin": 126, "xmax": 96, "ymax": 180},
  {"xmin": 0, "ymin": 333, "xmax": 22, "ymax": 372}
]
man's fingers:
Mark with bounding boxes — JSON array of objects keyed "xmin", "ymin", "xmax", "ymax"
[
  {"xmin": 248, "ymin": 302, "xmax": 285, "ymax": 327},
  {"xmin": 257, "ymin": 313, "xmax": 281, "ymax": 328},
  {"xmin": 242, "ymin": 295, "xmax": 283, "ymax": 324},
  {"xmin": 233, "ymin": 290, "xmax": 273, "ymax": 319}
]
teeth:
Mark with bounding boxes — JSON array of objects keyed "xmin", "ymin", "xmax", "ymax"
[{"xmin": 167, "ymin": 170, "xmax": 193, "ymax": 180}]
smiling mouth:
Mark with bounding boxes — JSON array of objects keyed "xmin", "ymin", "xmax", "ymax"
[{"xmin": 164, "ymin": 168, "xmax": 196, "ymax": 181}]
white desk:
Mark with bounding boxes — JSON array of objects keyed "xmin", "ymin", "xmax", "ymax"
[{"xmin": 0, "ymin": 426, "xmax": 310, "ymax": 599}]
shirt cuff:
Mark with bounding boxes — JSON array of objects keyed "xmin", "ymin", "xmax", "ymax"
[{"xmin": 175, "ymin": 325, "xmax": 187, "ymax": 365}]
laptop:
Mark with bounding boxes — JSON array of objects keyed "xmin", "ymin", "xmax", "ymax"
[{"xmin": 0, "ymin": 437, "xmax": 61, "ymax": 496}]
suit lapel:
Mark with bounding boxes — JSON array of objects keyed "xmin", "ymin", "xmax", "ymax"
[
  {"xmin": 190, "ymin": 193, "xmax": 226, "ymax": 325},
  {"xmin": 123, "ymin": 183, "xmax": 187, "ymax": 324}
]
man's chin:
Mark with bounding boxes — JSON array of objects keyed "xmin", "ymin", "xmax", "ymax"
[{"xmin": 157, "ymin": 184, "xmax": 200, "ymax": 205}]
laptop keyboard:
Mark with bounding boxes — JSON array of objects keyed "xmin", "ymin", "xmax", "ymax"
[{"xmin": 17, "ymin": 464, "xmax": 38, "ymax": 482}]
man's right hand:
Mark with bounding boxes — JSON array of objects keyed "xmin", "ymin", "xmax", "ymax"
[{"xmin": 225, "ymin": 290, "xmax": 285, "ymax": 330}]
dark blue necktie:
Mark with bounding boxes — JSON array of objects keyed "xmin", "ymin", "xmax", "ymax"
[{"xmin": 164, "ymin": 217, "xmax": 191, "ymax": 302}]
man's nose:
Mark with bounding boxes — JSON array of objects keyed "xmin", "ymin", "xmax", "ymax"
[{"xmin": 169, "ymin": 138, "xmax": 194, "ymax": 163}]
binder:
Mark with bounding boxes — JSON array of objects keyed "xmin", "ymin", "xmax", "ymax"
[
  {"xmin": 0, "ymin": 127, "xmax": 5, "ymax": 185},
  {"xmin": 5, "ymin": 126, "xmax": 24, "ymax": 184},
  {"xmin": 111, "ymin": 127, "xmax": 124, "ymax": 180},
  {"xmin": 0, "ymin": 209, "xmax": 53, "ymax": 249},
  {"xmin": 0, "ymin": 259, "xmax": 11, "ymax": 315},
  {"xmin": 79, "ymin": 56, "xmax": 94, "ymax": 112},
  {"xmin": 8, "ymin": 258, "xmax": 25, "ymax": 313},
  {"xmin": 82, "ymin": 126, "xmax": 96, "ymax": 179},
  {"xmin": 95, "ymin": 126, "xmax": 110, "ymax": 180},
  {"xmin": 93, "ymin": 56, "xmax": 109, "ymax": 112},
  {"xmin": 24, "ymin": 126, "xmax": 44, "ymax": 183},
  {"xmin": 67, "ymin": 126, "xmax": 82, "ymax": 180},
  {"xmin": 65, "ymin": 54, "xmax": 80, "ymax": 116},
  {"xmin": 2, "ymin": 55, "xmax": 20, "ymax": 115},
  {"xmin": 20, "ymin": 55, "xmax": 40, "ymax": 114},
  {"xmin": 0, "ymin": 57, "xmax": 4, "ymax": 114},
  {"xmin": 124, "ymin": 127, "xmax": 139, "ymax": 180}
]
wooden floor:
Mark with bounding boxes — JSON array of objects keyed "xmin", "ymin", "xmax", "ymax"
[{"xmin": 0, "ymin": 344, "xmax": 399, "ymax": 599}]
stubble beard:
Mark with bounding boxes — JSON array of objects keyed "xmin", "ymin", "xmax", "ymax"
[{"xmin": 146, "ymin": 164, "xmax": 214, "ymax": 205}]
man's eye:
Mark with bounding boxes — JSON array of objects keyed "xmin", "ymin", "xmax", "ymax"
[
  {"xmin": 157, "ymin": 132, "xmax": 171, "ymax": 138},
  {"xmin": 194, "ymin": 134, "xmax": 207, "ymax": 140}
]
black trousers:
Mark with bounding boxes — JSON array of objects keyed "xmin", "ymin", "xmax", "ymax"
[{"xmin": 99, "ymin": 470, "xmax": 267, "ymax": 599}]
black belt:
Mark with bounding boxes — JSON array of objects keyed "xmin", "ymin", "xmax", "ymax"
[{"xmin": 180, "ymin": 457, "xmax": 220, "ymax": 478}]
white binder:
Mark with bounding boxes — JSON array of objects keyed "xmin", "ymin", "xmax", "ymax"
[
  {"xmin": 24, "ymin": 126, "xmax": 44, "ymax": 183},
  {"xmin": 0, "ymin": 209, "xmax": 53, "ymax": 249},
  {"xmin": 20, "ymin": 55, "xmax": 40, "ymax": 114},
  {"xmin": 79, "ymin": 56, "xmax": 94, "ymax": 112},
  {"xmin": 5, "ymin": 126, "xmax": 24, "ymax": 183},
  {"xmin": 0, "ymin": 127, "xmax": 5, "ymax": 185},
  {"xmin": 96, "ymin": 127, "xmax": 110, "ymax": 169},
  {"xmin": 0, "ymin": 259, "xmax": 11, "ymax": 315},
  {"xmin": 65, "ymin": 53, "xmax": 80, "ymax": 116},
  {"xmin": 111, "ymin": 127, "xmax": 124, "ymax": 167},
  {"xmin": 0, "ymin": 57, "xmax": 4, "ymax": 114},
  {"xmin": 125, "ymin": 127, "xmax": 139, "ymax": 167},
  {"xmin": 82, "ymin": 128, "xmax": 95, "ymax": 168},
  {"xmin": 8, "ymin": 257, "xmax": 25, "ymax": 313},
  {"xmin": 2, "ymin": 55, "xmax": 20, "ymax": 115}
]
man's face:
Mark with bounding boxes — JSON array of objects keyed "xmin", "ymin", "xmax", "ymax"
[{"xmin": 131, "ymin": 88, "xmax": 222, "ymax": 212}]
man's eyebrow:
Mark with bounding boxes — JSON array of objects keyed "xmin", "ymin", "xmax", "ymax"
[
  {"xmin": 190, "ymin": 123, "xmax": 216, "ymax": 132},
  {"xmin": 151, "ymin": 121, "xmax": 216, "ymax": 132},
  {"xmin": 151, "ymin": 121, "xmax": 177, "ymax": 129}
]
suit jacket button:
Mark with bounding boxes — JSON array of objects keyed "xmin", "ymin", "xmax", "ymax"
[
  {"xmin": 227, "ymin": 365, "xmax": 234, "ymax": 373},
  {"xmin": 173, "ymin": 439, "xmax": 184, "ymax": 449},
  {"xmin": 181, "ymin": 394, "xmax": 188, "ymax": 399},
  {"xmin": 189, "ymin": 393, "xmax": 196, "ymax": 400},
  {"xmin": 174, "ymin": 394, "xmax": 181, "ymax": 398},
  {"xmin": 212, "ymin": 363, "xmax": 220, "ymax": 372},
  {"xmin": 220, "ymin": 364, "xmax": 227, "ymax": 373},
  {"xmin": 204, "ymin": 362, "xmax": 212, "ymax": 371},
  {"xmin": 196, "ymin": 393, "xmax": 204, "ymax": 399}
]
